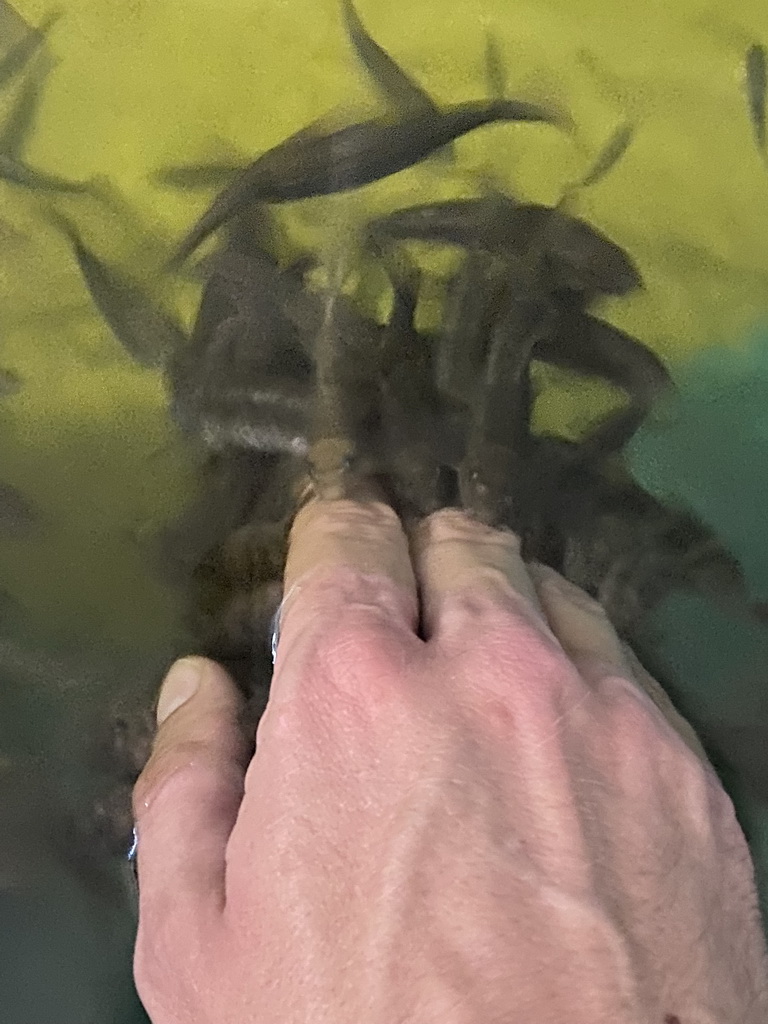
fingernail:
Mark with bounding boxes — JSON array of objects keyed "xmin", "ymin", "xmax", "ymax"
[{"xmin": 156, "ymin": 657, "xmax": 204, "ymax": 724}]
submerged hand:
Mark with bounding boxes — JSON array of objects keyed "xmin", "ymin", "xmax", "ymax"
[{"xmin": 133, "ymin": 502, "xmax": 768, "ymax": 1024}]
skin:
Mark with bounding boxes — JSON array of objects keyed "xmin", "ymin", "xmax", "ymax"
[{"xmin": 134, "ymin": 501, "xmax": 768, "ymax": 1024}]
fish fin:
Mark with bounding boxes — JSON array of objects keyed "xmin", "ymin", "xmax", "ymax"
[
  {"xmin": 341, "ymin": 0, "xmax": 439, "ymax": 114},
  {"xmin": 0, "ymin": 50, "xmax": 55, "ymax": 159},
  {"xmin": 578, "ymin": 121, "xmax": 635, "ymax": 189},
  {"xmin": 0, "ymin": 10, "xmax": 62, "ymax": 89},
  {"xmin": 483, "ymin": 31, "xmax": 507, "ymax": 101}
]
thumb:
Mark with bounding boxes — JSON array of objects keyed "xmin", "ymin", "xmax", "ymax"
[{"xmin": 133, "ymin": 656, "xmax": 249, "ymax": 929}]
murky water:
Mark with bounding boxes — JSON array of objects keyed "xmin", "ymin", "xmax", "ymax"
[{"xmin": 2, "ymin": 0, "xmax": 768, "ymax": 1019}]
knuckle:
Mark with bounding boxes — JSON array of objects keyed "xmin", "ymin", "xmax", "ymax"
[{"xmin": 132, "ymin": 738, "xmax": 224, "ymax": 816}]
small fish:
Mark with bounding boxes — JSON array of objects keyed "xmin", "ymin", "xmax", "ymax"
[
  {"xmin": 483, "ymin": 31, "xmax": 507, "ymax": 101},
  {"xmin": 151, "ymin": 162, "xmax": 245, "ymax": 190},
  {"xmin": 745, "ymin": 44, "xmax": 767, "ymax": 156},
  {"xmin": 0, "ymin": 11, "xmax": 62, "ymax": 90},
  {"xmin": 369, "ymin": 197, "xmax": 642, "ymax": 296},
  {"xmin": 460, "ymin": 296, "xmax": 558, "ymax": 527},
  {"xmin": 0, "ymin": 480, "xmax": 37, "ymax": 532},
  {"xmin": 436, "ymin": 249, "xmax": 508, "ymax": 405},
  {"xmin": 537, "ymin": 312, "xmax": 672, "ymax": 409},
  {"xmin": 0, "ymin": 48, "xmax": 53, "ymax": 159},
  {"xmin": 176, "ymin": 381, "xmax": 311, "ymax": 457},
  {"xmin": 0, "ymin": 368, "xmax": 22, "ymax": 397},
  {"xmin": 50, "ymin": 212, "xmax": 188, "ymax": 368},
  {"xmin": 0, "ymin": 152, "xmax": 89, "ymax": 192},
  {"xmin": 172, "ymin": 98, "xmax": 568, "ymax": 265},
  {"xmin": 576, "ymin": 121, "xmax": 634, "ymax": 190}
]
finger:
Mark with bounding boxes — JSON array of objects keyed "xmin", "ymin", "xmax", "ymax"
[
  {"xmin": 132, "ymin": 657, "xmax": 249, "ymax": 931},
  {"xmin": 529, "ymin": 562, "xmax": 709, "ymax": 760},
  {"xmin": 528, "ymin": 562, "xmax": 631, "ymax": 679},
  {"xmin": 409, "ymin": 508, "xmax": 546, "ymax": 643},
  {"xmin": 276, "ymin": 499, "xmax": 418, "ymax": 667}
]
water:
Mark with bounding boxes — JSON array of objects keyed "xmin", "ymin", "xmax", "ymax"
[{"xmin": 2, "ymin": 0, "xmax": 768, "ymax": 1019}]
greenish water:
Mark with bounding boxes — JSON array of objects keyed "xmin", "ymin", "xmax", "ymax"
[{"xmin": 2, "ymin": 0, "xmax": 768, "ymax": 1020}]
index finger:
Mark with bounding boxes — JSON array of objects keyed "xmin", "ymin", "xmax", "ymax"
[{"xmin": 274, "ymin": 499, "xmax": 418, "ymax": 669}]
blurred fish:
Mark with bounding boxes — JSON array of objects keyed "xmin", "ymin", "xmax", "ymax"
[
  {"xmin": 369, "ymin": 196, "xmax": 642, "ymax": 296},
  {"xmin": 436, "ymin": 249, "xmax": 508, "ymax": 404},
  {"xmin": 0, "ymin": 368, "xmax": 21, "ymax": 397},
  {"xmin": 537, "ymin": 312, "xmax": 672, "ymax": 409},
  {"xmin": 172, "ymin": 97, "xmax": 569, "ymax": 266},
  {"xmin": 190, "ymin": 381, "xmax": 311, "ymax": 457},
  {"xmin": 745, "ymin": 44, "xmax": 767, "ymax": 157},
  {"xmin": 0, "ymin": 151, "xmax": 89, "ymax": 192},
  {"xmin": 483, "ymin": 31, "xmax": 507, "ymax": 101},
  {"xmin": 460, "ymin": 296, "xmax": 557, "ymax": 527},
  {"xmin": 0, "ymin": 480, "xmax": 37, "ymax": 532},
  {"xmin": 575, "ymin": 121, "xmax": 634, "ymax": 190},
  {"xmin": 0, "ymin": 47, "xmax": 53, "ymax": 159},
  {"xmin": 151, "ymin": 161, "xmax": 245, "ymax": 190},
  {"xmin": 50, "ymin": 212, "xmax": 188, "ymax": 368},
  {"xmin": 0, "ymin": 10, "xmax": 61, "ymax": 89}
]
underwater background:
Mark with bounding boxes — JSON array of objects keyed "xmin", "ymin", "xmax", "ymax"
[{"xmin": 2, "ymin": 0, "xmax": 768, "ymax": 1020}]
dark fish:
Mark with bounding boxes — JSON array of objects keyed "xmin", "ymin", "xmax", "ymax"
[
  {"xmin": 576, "ymin": 121, "xmax": 634, "ymax": 189},
  {"xmin": 0, "ymin": 10, "xmax": 61, "ymax": 89},
  {"xmin": 436, "ymin": 249, "xmax": 508, "ymax": 404},
  {"xmin": 460, "ymin": 296, "xmax": 558, "ymax": 527},
  {"xmin": 341, "ymin": 0, "xmax": 441, "ymax": 115},
  {"xmin": 483, "ymin": 32, "xmax": 507, "ymax": 101},
  {"xmin": 172, "ymin": 98, "xmax": 569, "ymax": 265},
  {"xmin": 0, "ymin": 152, "xmax": 89, "ymax": 192},
  {"xmin": 0, "ymin": 480, "xmax": 38, "ymax": 532},
  {"xmin": 0, "ymin": 47, "xmax": 53, "ymax": 159},
  {"xmin": 536, "ymin": 312, "xmax": 672, "ymax": 408},
  {"xmin": 369, "ymin": 197, "xmax": 642, "ymax": 296},
  {"xmin": 50, "ymin": 212, "xmax": 188, "ymax": 368},
  {"xmin": 178, "ymin": 380, "xmax": 311, "ymax": 457},
  {"xmin": 745, "ymin": 44, "xmax": 767, "ymax": 156},
  {"xmin": 151, "ymin": 162, "xmax": 245, "ymax": 190},
  {"xmin": 0, "ymin": 368, "xmax": 22, "ymax": 397}
]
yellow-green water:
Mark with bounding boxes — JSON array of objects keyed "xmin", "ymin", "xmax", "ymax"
[{"xmin": 3, "ymin": 1, "xmax": 768, "ymax": 1020}]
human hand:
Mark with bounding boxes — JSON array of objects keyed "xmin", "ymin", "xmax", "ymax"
[{"xmin": 133, "ymin": 502, "xmax": 768, "ymax": 1024}]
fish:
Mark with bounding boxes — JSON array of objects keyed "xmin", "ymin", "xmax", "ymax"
[
  {"xmin": 0, "ymin": 480, "xmax": 38, "ymax": 532},
  {"xmin": 49, "ymin": 212, "xmax": 188, "ymax": 368},
  {"xmin": 536, "ymin": 312, "xmax": 672, "ymax": 409},
  {"xmin": 435, "ymin": 249, "xmax": 508, "ymax": 404},
  {"xmin": 576, "ymin": 121, "xmax": 634, "ymax": 190},
  {"xmin": 745, "ymin": 44, "xmax": 767, "ymax": 156},
  {"xmin": 369, "ymin": 196, "xmax": 642, "ymax": 296},
  {"xmin": 483, "ymin": 31, "xmax": 507, "ymax": 101},
  {"xmin": 179, "ymin": 380, "xmax": 311, "ymax": 457},
  {"xmin": 151, "ymin": 162, "xmax": 245, "ymax": 190},
  {"xmin": 0, "ymin": 152, "xmax": 89, "ymax": 192},
  {"xmin": 172, "ymin": 97, "xmax": 569, "ymax": 265},
  {"xmin": 0, "ymin": 47, "xmax": 53, "ymax": 159},
  {"xmin": 0, "ymin": 368, "xmax": 22, "ymax": 397},
  {"xmin": 459, "ymin": 296, "xmax": 558, "ymax": 527},
  {"xmin": 0, "ymin": 10, "xmax": 62, "ymax": 90}
]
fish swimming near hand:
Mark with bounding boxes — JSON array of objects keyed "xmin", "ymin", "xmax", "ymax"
[
  {"xmin": 50, "ymin": 212, "xmax": 188, "ymax": 368},
  {"xmin": 0, "ymin": 10, "xmax": 62, "ymax": 89},
  {"xmin": 151, "ymin": 161, "xmax": 246, "ymax": 190},
  {"xmin": 171, "ymin": 97, "xmax": 569, "ymax": 267},
  {"xmin": 369, "ymin": 196, "xmax": 642, "ymax": 296},
  {"xmin": 537, "ymin": 311, "xmax": 672, "ymax": 410},
  {"xmin": 746, "ymin": 44, "xmax": 767, "ymax": 158}
]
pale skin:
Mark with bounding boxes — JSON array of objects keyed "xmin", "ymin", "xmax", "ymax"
[{"xmin": 133, "ymin": 502, "xmax": 768, "ymax": 1024}]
